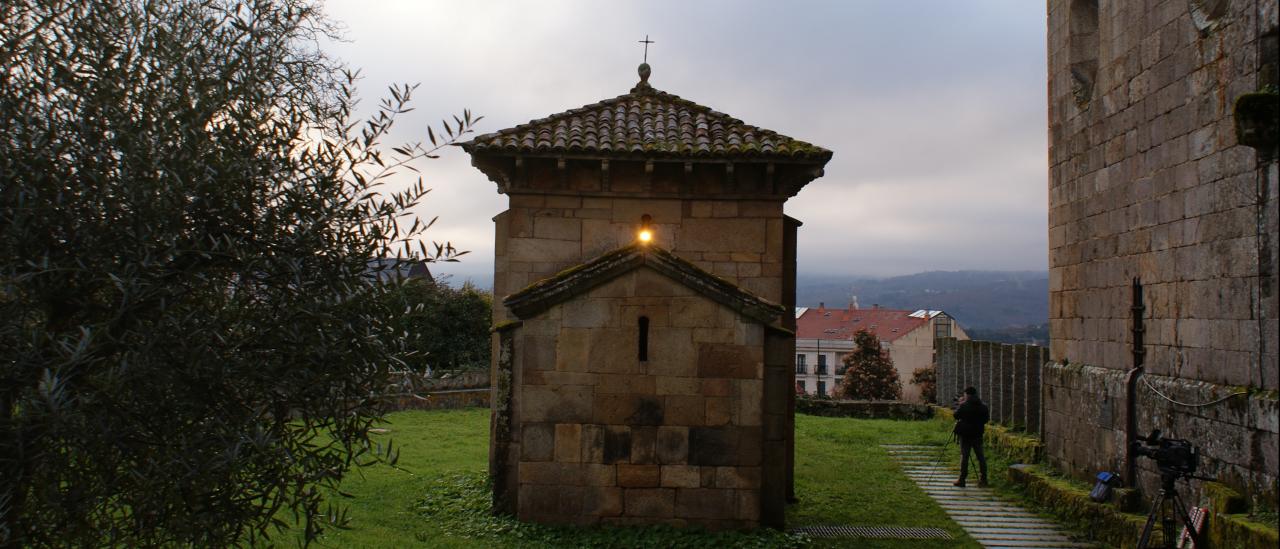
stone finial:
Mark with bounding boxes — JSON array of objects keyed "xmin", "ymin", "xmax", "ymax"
[{"xmin": 633, "ymin": 63, "xmax": 652, "ymax": 92}]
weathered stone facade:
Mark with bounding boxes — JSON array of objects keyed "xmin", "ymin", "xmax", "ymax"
[
  {"xmin": 501, "ymin": 267, "xmax": 777, "ymax": 528},
  {"xmin": 491, "ymin": 195, "xmax": 790, "ymax": 317},
  {"xmin": 463, "ymin": 66, "xmax": 831, "ymax": 528},
  {"xmin": 1047, "ymin": 0, "xmax": 1278, "ymax": 504}
]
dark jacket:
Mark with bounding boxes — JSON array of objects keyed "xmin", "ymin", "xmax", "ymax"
[{"xmin": 953, "ymin": 396, "xmax": 989, "ymax": 439}]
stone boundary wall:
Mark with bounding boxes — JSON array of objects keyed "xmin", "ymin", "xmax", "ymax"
[
  {"xmin": 1043, "ymin": 361, "xmax": 1278, "ymax": 506},
  {"xmin": 935, "ymin": 338, "xmax": 1047, "ymax": 435},
  {"xmin": 384, "ymin": 370, "xmax": 491, "ymax": 411},
  {"xmin": 794, "ymin": 398, "xmax": 933, "ymax": 420}
]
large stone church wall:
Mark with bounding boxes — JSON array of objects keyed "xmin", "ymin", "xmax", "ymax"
[
  {"xmin": 1046, "ymin": 0, "xmax": 1278, "ymax": 503},
  {"xmin": 503, "ymin": 269, "xmax": 773, "ymax": 528}
]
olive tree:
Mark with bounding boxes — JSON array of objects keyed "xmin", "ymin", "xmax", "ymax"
[{"xmin": 0, "ymin": 0, "xmax": 476, "ymax": 545}]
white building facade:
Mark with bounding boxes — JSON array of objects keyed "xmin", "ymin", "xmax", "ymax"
[{"xmin": 795, "ymin": 304, "xmax": 968, "ymax": 402}]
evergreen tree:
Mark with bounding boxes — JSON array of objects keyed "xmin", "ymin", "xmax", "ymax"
[{"xmin": 838, "ymin": 330, "xmax": 903, "ymax": 400}]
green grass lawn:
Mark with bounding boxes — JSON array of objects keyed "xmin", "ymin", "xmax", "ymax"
[{"xmin": 280, "ymin": 409, "xmax": 983, "ymax": 548}]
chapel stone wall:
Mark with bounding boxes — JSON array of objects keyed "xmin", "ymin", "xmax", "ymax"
[
  {"xmin": 493, "ymin": 195, "xmax": 786, "ymax": 324},
  {"xmin": 507, "ymin": 269, "xmax": 769, "ymax": 528}
]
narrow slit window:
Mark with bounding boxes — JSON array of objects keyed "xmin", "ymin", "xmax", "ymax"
[{"xmin": 638, "ymin": 316, "xmax": 650, "ymax": 361}]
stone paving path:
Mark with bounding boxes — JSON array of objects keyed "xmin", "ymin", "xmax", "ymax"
[{"xmin": 883, "ymin": 444, "xmax": 1095, "ymax": 549}]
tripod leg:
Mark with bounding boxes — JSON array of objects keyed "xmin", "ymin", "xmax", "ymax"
[
  {"xmin": 924, "ymin": 437, "xmax": 951, "ymax": 485},
  {"xmin": 1137, "ymin": 492, "xmax": 1165, "ymax": 549},
  {"xmin": 1171, "ymin": 492, "xmax": 1202, "ymax": 548}
]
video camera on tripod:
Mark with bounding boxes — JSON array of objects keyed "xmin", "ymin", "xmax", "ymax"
[
  {"xmin": 1131, "ymin": 430, "xmax": 1210, "ymax": 548},
  {"xmin": 1131, "ymin": 429, "xmax": 1198, "ymax": 477}
]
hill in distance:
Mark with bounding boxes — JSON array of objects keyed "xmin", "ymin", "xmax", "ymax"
[{"xmin": 797, "ymin": 270, "xmax": 1048, "ymax": 334}]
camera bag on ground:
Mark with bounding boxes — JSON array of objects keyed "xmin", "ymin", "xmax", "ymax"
[{"xmin": 1089, "ymin": 471, "xmax": 1120, "ymax": 503}]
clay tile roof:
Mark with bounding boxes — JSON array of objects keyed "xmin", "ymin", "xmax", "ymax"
[
  {"xmin": 460, "ymin": 70, "xmax": 832, "ymax": 162},
  {"xmin": 796, "ymin": 306, "xmax": 931, "ymax": 343},
  {"xmin": 503, "ymin": 243, "xmax": 787, "ymax": 327}
]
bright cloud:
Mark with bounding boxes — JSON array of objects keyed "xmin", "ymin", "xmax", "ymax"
[{"xmin": 322, "ymin": 0, "xmax": 1048, "ymax": 285}]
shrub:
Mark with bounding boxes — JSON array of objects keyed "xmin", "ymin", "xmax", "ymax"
[
  {"xmin": 911, "ymin": 366, "xmax": 938, "ymax": 403},
  {"xmin": 384, "ymin": 279, "xmax": 492, "ymax": 373},
  {"xmin": 837, "ymin": 330, "xmax": 902, "ymax": 401}
]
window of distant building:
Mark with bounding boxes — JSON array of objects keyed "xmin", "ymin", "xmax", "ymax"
[
  {"xmin": 796, "ymin": 381, "xmax": 805, "ymax": 394},
  {"xmin": 935, "ymin": 318, "xmax": 952, "ymax": 339},
  {"xmin": 795, "ymin": 354, "xmax": 807, "ymax": 374},
  {"xmin": 817, "ymin": 380, "xmax": 827, "ymax": 397},
  {"xmin": 817, "ymin": 354, "xmax": 828, "ymax": 375}
]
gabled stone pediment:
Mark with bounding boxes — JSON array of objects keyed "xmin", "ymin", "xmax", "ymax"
[{"xmin": 504, "ymin": 243, "xmax": 786, "ymax": 326}]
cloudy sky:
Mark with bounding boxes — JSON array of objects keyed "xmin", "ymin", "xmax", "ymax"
[{"xmin": 323, "ymin": 0, "xmax": 1048, "ymax": 286}]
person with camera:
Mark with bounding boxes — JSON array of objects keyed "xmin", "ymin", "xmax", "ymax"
[{"xmin": 952, "ymin": 386, "xmax": 990, "ymax": 487}]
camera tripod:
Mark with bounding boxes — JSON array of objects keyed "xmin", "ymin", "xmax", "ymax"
[{"xmin": 1136, "ymin": 470, "xmax": 1202, "ymax": 549}]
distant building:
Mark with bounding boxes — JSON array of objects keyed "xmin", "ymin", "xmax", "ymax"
[{"xmin": 795, "ymin": 303, "xmax": 968, "ymax": 402}]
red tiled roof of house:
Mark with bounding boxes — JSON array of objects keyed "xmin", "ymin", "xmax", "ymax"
[{"xmin": 796, "ymin": 306, "xmax": 930, "ymax": 343}]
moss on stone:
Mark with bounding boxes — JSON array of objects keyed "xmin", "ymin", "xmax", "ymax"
[
  {"xmin": 1007, "ymin": 464, "xmax": 1280, "ymax": 548},
  {"xmin": 1207, "ymin": 510, "xmax": 1280, "ymax": 549},
  {"xmin": 984, "ymin": 424, "xmax": 1045, "ymax": 464},
  {"xmin": 491, "ymin": 320, "xmax": 523, "ymax": 333},
  {"xmin": 1007, "ymin": 463, "xmax": 1158, "ymax": 548},
  {"xmin": 1204, "ymin": 482, "xmax": 1249, "ymax": 515}
]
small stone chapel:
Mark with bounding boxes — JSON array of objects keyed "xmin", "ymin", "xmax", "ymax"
[{"xmin": 460, "ymin": 62, "xmax": 831, "ymax": 529}]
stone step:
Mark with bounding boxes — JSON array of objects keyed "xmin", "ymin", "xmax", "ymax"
[
  {"xmin": 951, "ymin": 515, "xmax": 1046, "ymax": 524},
  {"xmin": 966, "ymin": 527, "xmax": 1067, "ymax": 535},
  {"xmin": 957, "ymin": 521, "xmax": 1060, "ymax": 530},
  {"xmin": 973, "ymin": 540, "xmax": 1093, "ymax": 548},
  {"xmin": 972, "ymin": 532, "xmax": 1077, "ymax": 541},
  {"xmin": 936, "ymin": 493, "xmax": 1013, "ymax": 501},
  {"xmin": 939, "ymin": 505, "xmax": 1037, "ymax": 514},
  {"xmin": 928, "ymin": 493, "xmax": 1012, "ymax": 501},
  {"xmin": 983, "ymin": 542, "xmax": 1095, "ymax": 547},
  {"xmin": 947, "ymin": 506, "xmax": 1034, "ymax": 514},
  {"xmin": 950, "ymin": 513, "xmax": 1048, "ymax": 520},
  {"xmin": 883, "ymin": 444, "xmax": 1089, "ymax": 549},
  {"xmin": 949, "ymin": 511, "xmax": 1043, "ymax": 518},
  {"xmin": 977, "ymin": 542, "xmax": 1090, "ymax": 547},
  {"xmin": 948, "ymin": 510, "xmax": 1046, "ymax": 517},
  {"xmin": 931, "ymin": 499, "xmax": 1018, "ymax": 506}
]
